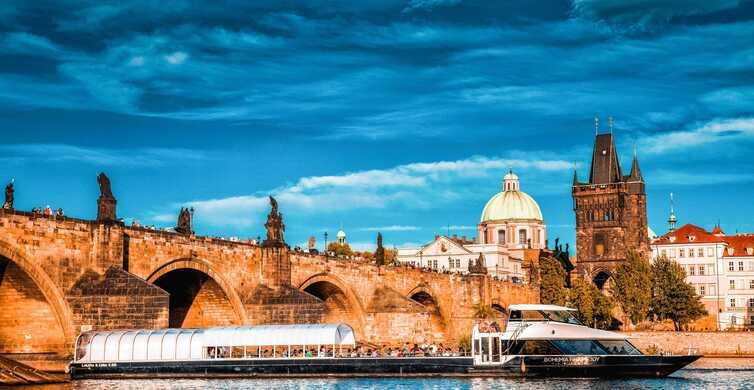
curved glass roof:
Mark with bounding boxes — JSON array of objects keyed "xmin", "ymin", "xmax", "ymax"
[{"xmin": 74, "ymin": 323, "xmax": 355, "ymax": 363}]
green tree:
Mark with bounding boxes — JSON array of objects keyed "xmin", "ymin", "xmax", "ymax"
[
  {"xmin": 471, "ymin": 302, "xmax": 495, "ymax": 319},
  {"xmin": 610, "ymin": 249, "xmax": 652, "ymax": 326},
  {"xmin": 568, "ymin": 278, "xmax": 613, "ymax": 329},
  {"xmin": 327, "ymin": 242, "xmax": 353, "ymax": 257},
  {"xmin": 651, "ymin": 256, "xmax": 707, "ymax": 330},
  {"xmin": 539, "ymin": 256, "xmax": 567, "ymax": 306}
]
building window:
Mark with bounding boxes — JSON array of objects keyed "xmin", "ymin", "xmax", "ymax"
[
  {"xmin": 432, "ymin": 260, "xmax": 438, "ymax": 269},
  {"xmin": 730, "ymin": 298, "xmax": 736, "ymax": 307},
  {"xmin": 497, "ymin": 230, "xmax": 506, "ymax": 244},
  {"xmin": 750, "ymin": 280, "xmax": 754, "ymax": 290},
  {"xmin": 594, "ymin": 233, "xmax": 607, "ymax": 257},
  {"xmin": 730, "ymin": 280, "xmax": 736, "ymax": 290},
  {"xmin": 679, "ymin": 249, "xmax": 685, "ymax": 258},
  {"xmin": 456, "ymin": 259, "xmax": 461, "ymax": 268},
  {"xmin": 518, "ymin": 229, "xmax": 527, "ymax": 245},
  {"xmin": 749, "ymin": 261, "xmax": 754, "ymax": 271},
  {"xmin": 689, "ymin": 248, "xmax": 695, "ymax": 258},
  {"xmin": 661, "ymin": 249, "xmax": 667, "ymax": 258},
  {"xmin": 689, "ymin": 266, "xmax": 695, "ymax": 276},
  {"xmin": 699, "ymin": 285, "xmax": 705, "ymax": 296},
  {"xmin": 708, "ymin": 247, "xmax": 714, "ymax": 257},
  {"xmin": 749, "ymin": 299, "xmax": 754, "ymax": 308},
  {"xmin": 740, "ymin": 262, "xmax": 745, "ymax": 271},
  {"xmin": 730, "ymin": 262, "xmax": 735, "ymax": 271},
  {"xmin": 699, "ymin": 265, "xmax": 705, "ymax": 276},
  {"xmin": 698, "ymin": 248, "xmax": 704, "ymax": 257},
  {"xmin": 669, "ymin": 249, "xmax": 675, "ymax": 258}
]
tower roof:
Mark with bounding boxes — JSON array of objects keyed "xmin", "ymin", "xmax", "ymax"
[
  {"xmin": 628, "ymin": 155, "xmax": 643, "ymax": 181},
  {"xmin": 588, "ymin": 133, "xmax": 623, "ymax": 184}
]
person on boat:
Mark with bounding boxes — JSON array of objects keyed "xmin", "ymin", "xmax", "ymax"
[{"xmin": 402, "ymin": 343, "xmax": 410, "ymax": 356}]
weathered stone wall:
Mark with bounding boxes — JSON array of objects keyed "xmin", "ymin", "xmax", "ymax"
[
  {"xmin": 291, "ymin": 254, "xmax": 538, "ymax": 345},
  {"xmin": 626, "ymin": 331, "xmax": 754, "ymax": 355}
]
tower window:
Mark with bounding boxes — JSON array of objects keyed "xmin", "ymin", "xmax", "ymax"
[
  {"xmin": 497, "ymin": 230, "xmax": 506, "ymax": 244},
  {"xmin": 594, "ymin": 233, "xmax": 607, "ymax": 256}
]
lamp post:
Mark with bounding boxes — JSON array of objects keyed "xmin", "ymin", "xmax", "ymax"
[{"xmin": 324, "ymin": 231, "xmax": 329, "ymax": 258}]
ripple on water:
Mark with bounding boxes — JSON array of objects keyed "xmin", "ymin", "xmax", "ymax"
[{"xmin": 16, "ymin": 369, "xmax": 754, "ymax": 390}]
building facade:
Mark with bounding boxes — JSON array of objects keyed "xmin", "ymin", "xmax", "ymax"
[
  {"xmin": 573, "ymin": 133, "xmax": 650, "ymax": 289},
  {"xmin": 397, "ymin": 169, "xmax": 544, "ymax": 280},
  {"xmin": 651, "ymin": 223, "xmax": 754, "ymax": 329}
]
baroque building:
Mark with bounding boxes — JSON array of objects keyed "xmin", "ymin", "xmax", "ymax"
[
  {"xmin": 573, "ymin": 133, "xmax": 650, "ymax": 289},
  {"xmin": 397, "ymin": 169, "xmax": 545, "ymax": 280}
]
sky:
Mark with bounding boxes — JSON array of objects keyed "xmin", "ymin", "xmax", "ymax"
[{"xmin": 1, "ymin": 0, "xmax": 753, "ymax": 252}]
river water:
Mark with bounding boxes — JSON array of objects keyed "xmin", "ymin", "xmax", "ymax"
[{"xmin": 20, "ymin": 368, "xmax": 754, "ymax": 390}]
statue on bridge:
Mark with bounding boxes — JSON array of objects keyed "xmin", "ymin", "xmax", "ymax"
[
  {"xmin": 374, "ymin": 232, "xmax": 385, "ymax": 266},
  {"xmin": 468, "ymin": 253, "xmax": 488, "ymax": 275},
  {"xmin": 263, "ymin": 196, "xmax": 285, "ymax": 247},
  {"xmin": 2, "ymin": 180, "xmax": 13, "ymax": 210},
  {"xmin": 175, "ymin": 207, "xmax": 193, "ymax": 235},
  {"xmin": 96, "ymin": 172, "xmax": 117, "ymax": 222}
]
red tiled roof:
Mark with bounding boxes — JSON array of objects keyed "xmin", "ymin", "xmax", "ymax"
[
  {"xmin": 653, "ymin": 224, "xmax": 725, "ymax": 245},
  {"xmin": 723, "ymin": 234, "xmax": 754, "ymax": 257}
]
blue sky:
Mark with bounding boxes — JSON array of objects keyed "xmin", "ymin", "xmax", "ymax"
[{"xmin": 1, "ymin": 0, "xmax": 753, "ymax": 252}]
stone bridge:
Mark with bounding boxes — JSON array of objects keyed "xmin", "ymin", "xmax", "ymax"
[{"xmin": 0, "ymin": 206, "xmax": 537, "ymax": 369}]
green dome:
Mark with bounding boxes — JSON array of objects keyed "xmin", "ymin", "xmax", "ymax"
[{"xmin": 480, "ymin": 190, "xmax": 543, "ymax": 223}]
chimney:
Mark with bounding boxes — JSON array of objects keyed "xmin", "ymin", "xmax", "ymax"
[
  {"xmin": 453, "ymin": 234, "xmax": 458, "ymax": 240},
  {"xmin": 461, "ymin": 235, "xmax": 466, "ymax": 242}
]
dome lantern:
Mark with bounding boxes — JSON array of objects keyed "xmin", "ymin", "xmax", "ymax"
[{"xmin": 503, "ymin": 168, "xmax": 519, "ymax": 192}]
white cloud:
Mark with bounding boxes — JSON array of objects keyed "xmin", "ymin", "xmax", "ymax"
[
  {"xmin": 165, "ymin": 51, "xmax": 188, "ymax": 65},
  {"xmin": 0, "ymin": 144, "xmax": 207, "ymax": 167},
  {"xmin": 166, "ymin": 153, "xmax": 574, "ymax": 229},
  {"xmin": 639, "ymin": 118, "xmax": 754, "ymax": 155},
  {"xmin": 649, "ymin": 169, "xmax": 754, "ymax": 186},
  {"xmin": 358, "ymin": 225, "xmax": 421, "ymax": 232},
  {"xmin": 443, "ymin": 225, "xmax": 477, "ymax": 230}
]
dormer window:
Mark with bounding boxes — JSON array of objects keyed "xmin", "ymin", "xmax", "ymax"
[
  {"xmin": 748, "ymin": 248, "xmax": 754, "ymax": 256},
  {"xmin": 728, "ymin": 248, "xmax": 735, "ymax": 256},
  {"xmin": 689, "ymin": 235, "xmax": 696, "ymax": 242},
  {"xmin": 669, "ymin": 236, "xmax": 676, "ymax": 243}
]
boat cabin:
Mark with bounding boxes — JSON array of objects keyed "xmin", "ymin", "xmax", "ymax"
[
  {"xmin": 472, "ymin": 304, "xmax": 641, "ymax": 366},
  {"xmin": 73, "ymin": 324, "xmax": 356, "ymax": 363}
]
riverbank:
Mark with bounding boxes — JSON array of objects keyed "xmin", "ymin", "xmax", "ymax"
[{"xmin": 625, "ymin": 331, "xmax": 754, "ymax": 356}]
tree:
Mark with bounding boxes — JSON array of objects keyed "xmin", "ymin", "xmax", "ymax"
[
  {"xmin": 610, "ymin": 249, "xmax": 652, "ymax": 326},
  {"xmin": 568, "ymin": 278, "xmax": 613, "ymax": 329},
  {"xmin": 327, "ymin": 242, "xmax": 353, "ymax": 257},
  {"xmin": 539, "ymin": 255, "xmax": 567, "ymax": 306},
  {"xmin": 472, "ymin": 302, "xmax": 495, "ymax": 319},
  {"xmin": 651, "ymin": 256, "xmax": 707, "ymax": 330}
]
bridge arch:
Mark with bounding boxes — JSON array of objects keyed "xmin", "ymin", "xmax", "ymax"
[
  {"xmin": 298, "ymin": 273, "xmax": 365, "ymax": 334},
  {"xmin": 147, "ymin": 258, "xmax": 248, "ymax": 327},
  {"xmin": 406, "ymin": 284, "xmax": 447, "ymax": 336},
  {"xmin": 0, "ymin": 239, "xmax": 75, "ymax": 354}
]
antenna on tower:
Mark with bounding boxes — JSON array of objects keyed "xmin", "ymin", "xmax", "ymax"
[{"xmin": 594, "ymin": 116, "xmax": 600, "ymax": 135}]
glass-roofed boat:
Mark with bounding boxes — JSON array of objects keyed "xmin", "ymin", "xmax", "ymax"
[{"xmin": 69, "ymin": 305, "xmax": 701, "ymax": 379}]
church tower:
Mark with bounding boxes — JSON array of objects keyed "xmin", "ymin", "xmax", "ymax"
[{"xmin": 572, "ymin": 130, "xmax": 650, "ymax": 289}]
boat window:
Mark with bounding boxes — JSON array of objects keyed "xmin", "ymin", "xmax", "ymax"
[
  {"xmin": 508, "ymin": 340, "xmax": 561, "ymax": 355},
  {"xmin": 597, "ymin": 340, "xmax": 642, "ymax": 355},
  {"xmin": 508, "ymin": 310, "xmax": 582, "ymax": 325},
  {"xmin": 551, "ymin": 340, "xmax": 607, "ymax": 355}
]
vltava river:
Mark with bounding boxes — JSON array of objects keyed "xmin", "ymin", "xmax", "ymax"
[{"xmin": 21, "ymin": 368, "xmax": 754, "ymax": 390}]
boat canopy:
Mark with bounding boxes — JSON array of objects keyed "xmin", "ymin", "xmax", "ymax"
[
  {"xmin": 74, "ymin": 324, "xmax": 355, "ymax": 363},
  {"xmin": 512, "ymin": 322, "xmax": 628, "ymax": 341}
]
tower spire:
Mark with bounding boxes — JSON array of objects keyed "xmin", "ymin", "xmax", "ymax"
[{"xmin": 668, "ymin": 192, "xmax": 677, "ymax": 232}]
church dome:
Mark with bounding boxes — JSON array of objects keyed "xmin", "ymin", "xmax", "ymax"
[{"xmin": 480, "ymin": 169, "xmax": 543, "ymax": 223}]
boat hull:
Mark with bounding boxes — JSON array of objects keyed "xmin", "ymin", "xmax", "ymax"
[{"xmin": 69, "ymin": 355, "xmax": 701, "ymax": 379}]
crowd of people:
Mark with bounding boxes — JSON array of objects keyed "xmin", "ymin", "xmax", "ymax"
[{"xmin": 206, "ymin": 342, "xmax": 469, "ymax": 359}]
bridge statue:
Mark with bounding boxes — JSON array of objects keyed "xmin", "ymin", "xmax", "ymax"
[
  {"xmin": 374, "ymin": 232, "xmax": 385, "ymax": 266},
  {"xmin": 2, "ymin": 180, "xmax": 13, "ymax": 210},
  {"xmin": 96, "ymin": 172, "xmax": 117, "ymax": 222},
  {"xmin": 469, "ymin": 253, "xmax": 488, "ymax": 275},
  {"xmin": 175, "ymin": 207, "xmax": 193, "ymax": 235},
  {"xmin": 263, "ymin": 196, "xmax": 285, "ymax": 247}
]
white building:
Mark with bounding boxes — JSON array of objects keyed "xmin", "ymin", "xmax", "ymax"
[
  {"xmin": 397, "ymin": 169, "xmax": 546, "ymax": 280},
  {"xmin": 651, "ymin": 223, "xmax": 754, "ymax": 330}
]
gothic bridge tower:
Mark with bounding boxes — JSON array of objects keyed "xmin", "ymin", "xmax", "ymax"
[{"xmin": 572, "ymin": 131, "xmax": 650, "ymax": 289}]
